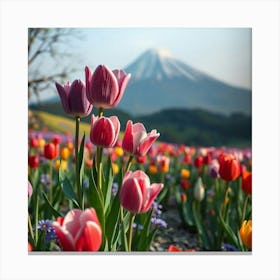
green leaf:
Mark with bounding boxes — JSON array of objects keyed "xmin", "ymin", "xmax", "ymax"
[
  {"xmin": 103, "ymin": 155, "xmax": 113, "ymax": 215},
  {"xmin": 59, "ymin": 167, "xmax": 79, "ymax": 208},
  {"xmin": 42, "ymin": 191, "xmax": 62, "ymax": 218},
  {"xmin": 137, "ymin": 210, "xmax": 153, "ymax": 251},
  {"xmin": 88, "ymin": 168, "xmax": 105, "ymax": 244}
]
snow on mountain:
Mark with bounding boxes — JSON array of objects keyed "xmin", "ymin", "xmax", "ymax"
[
  {"xmin": 120, "ymin": 48, "xmax": 252, "ymax": 116},
  {"xmin": 125, "ymin": 48, "xmax": 204, "ymax": 81}
]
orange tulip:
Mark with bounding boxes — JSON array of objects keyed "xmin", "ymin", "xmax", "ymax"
[{"xmin": 239, "ymin": 220, "xmax": 252, "ymax": 249}]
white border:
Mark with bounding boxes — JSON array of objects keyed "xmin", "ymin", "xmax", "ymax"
[{"xmin": 1, "ymin": 0, "xmax": 279, "ymax": 279}]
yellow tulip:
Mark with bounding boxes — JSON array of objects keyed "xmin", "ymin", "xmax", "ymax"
[
  {"xmin": 55, "ymin": 159, "xmax": 67, "ymax": 172},
  {"xmin": 115, "ymin": 147, "xmax": 124, "ymax": 157},
  {"xmin": 60, "ymin": 147, "xmax": 70, "ymax": 160},
  {"xmin": 112, "ymin": 163, "xmax": 119, "ymax": 175},
  {"xmin": 180, "ymin": 168, "xmax": 190, "ymax": 179}
]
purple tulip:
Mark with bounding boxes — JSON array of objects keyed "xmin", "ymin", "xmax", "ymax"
[
  {"xmin": 55, "ymin": 79, "xmax": 92, "ymax": 117},
  {"xmin": 90, "ymin": 114, "xmax": 120, "ymax": 148},
  {"xmin": 85, "ymin": 65, "xmax": 131, "ymax": 109}
]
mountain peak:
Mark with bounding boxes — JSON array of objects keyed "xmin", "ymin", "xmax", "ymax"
[
  {"xmin": 125, "ymin": 48, "xmax": 203, "ymax": 81},
  {"xmin": 144, "ymin": 48, "xmax": 173, "ymax": 58}
]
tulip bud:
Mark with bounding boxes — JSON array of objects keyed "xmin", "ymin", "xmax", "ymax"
[
  {"xmin": 193, "ymin": 177, "xmax": 205, "ymax": 202},
  {"xmin": 90, "ymin": 115, "xmax": 120, "ymax": 148},
  {"xmin": 239, "ymin": 220, "xmax": 252, "ymax": 249},
  {"xmin": 44, "ymin": 143, "xmax": 59, "ymax": 160},
  {"xmin": 85, "ymin": 65, "xmax": 131, "ymax": 109}
]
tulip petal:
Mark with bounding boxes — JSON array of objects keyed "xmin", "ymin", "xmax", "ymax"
[
  {"xmin": 52, "ymin": 222, "xmax": 76, "ymax": 251},
  {"xmin": 120, "ymin": 178, "xmax": 143, "ymax": 213},
  {"xmin": 80, "ymin": 208, "xmax": 101, "ymax": 227},
  {"xmin": 109, "ymin": 116, "xmax": 120, "ymax": 146},
  {"xmin": 85, "ymin": 66, "xmax": 93, "ymax": 103},
  {"xmin": 90, "ymin": 65, "xmax": 119, "ymax": 108},
  {"xmin": 63, "ymin": 209, "xmax": 83, "ymax": 239},
  {"xmin": 141, "ymin": 183, "xmax": 163, "ymax": 212},
  {"xmin": 91, "ymin": 117, "xmax": 116, "ymax": 147},
  {"xmin": 75, "ymin": 221, "xmax": 102, "ymax": 251},
  {"xmin": 55, "ymin": 82, "xmax": 71, "ymax": 114},
  {"xmin": 122, "ymin": 120, "xmax": 134, "ymax": 153},
  {"xmin": 112, "ymin": 70, "xmax": 131, "ymax": 107},
  {"xmin": 137, "ymin": 130, "xmax": 160, "ymax": 157}
]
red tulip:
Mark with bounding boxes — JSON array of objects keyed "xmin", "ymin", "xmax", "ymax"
[
  {"xmin": 28, "ymin": 155, "xmax": 39, "ymax": 168},
  {"xmin": 28, "ymin": 242, "xmax": 33, "ymax": 252},
  {"xmin": 30, "ymin": 137, "xmax": 39, "ymax": 148},
  {"xmin": 122, "ymin": 120, "xmax": 160, "ymax": 157},
  {"xmin": 168, "ymin": 245, "xmax": 196, "ymax": 252},
  {"xmin": 242, "ymin": 171, "xmax": 252, "ymax": 195},
  {"xmin": 53, "ymin": 208, "xmax": 102, "ymax": 251},
  {"xmin": 194, "ymin": 156, "xmax": 204, "ymax": 168},
  {"xmin": 90, "ymin": 115, "xmax": 120, "ymax": 148},
  {"xmin": 120, "ymin": 170, "xmax": 163, "ymax": 214},
  {"xmin": 44, "ymin": 142, "xmax": 59, "ymax": 160},
  {"xmin": 85, "ymin": 65, "xmax": 131, "ymax": 109},
  {"xmin": 218, "ymin": 153, "xmax": 240, "ymax": 182}
]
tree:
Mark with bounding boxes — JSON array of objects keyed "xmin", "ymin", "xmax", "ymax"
[{"xmin": 28, "ymin": 28, "xmax": 81, "ymax": 103}]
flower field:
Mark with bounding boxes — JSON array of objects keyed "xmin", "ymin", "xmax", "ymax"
[{"xmin": 28, "ymin": 64, "xmax": 252, "ymax": 253}]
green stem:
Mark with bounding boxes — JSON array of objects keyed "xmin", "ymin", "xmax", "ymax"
[
  {"xmin": 97, "ymin": 146, "xmax": 103, "ymax": 192},
  {"xmin": 75, "ymin": 116, "xmax": 82, "ymax": 209},
  {"xmin": 98, "ymin": 107, "xmax": 104, "ymax": 117},
  {"xmin": 241, "ymin": 194, "xmax": 250, "ymax": 222},
  {"xmin": 35, "ymin": 193, "xmax": 39, "ymax": 244},
  {"xmin": 128, "ymin": 213, "xmax": 135, "ymax": 252},
  {"xmin": 124, "ymin": 155, "xmax": 134, "ymax": 173},
  {"xmin": 49, "ymin": 159, "xmax": 53, "ymax": 204},
  {"xmin": 120, "ymin": 206, "xmax": 128, "ymax": 251},
  {"xmin": 28, "ymin": 213, "xmax": 34, "ymax": 243}
]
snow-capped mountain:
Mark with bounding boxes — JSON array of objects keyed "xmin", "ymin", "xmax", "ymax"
[
  {"xmin": 118, "ymin": 48, "xmax": 251, "ymax": 116},
  {"xmin": 125, "ymin": 48, "xmax": 203, "ymax": 81}
]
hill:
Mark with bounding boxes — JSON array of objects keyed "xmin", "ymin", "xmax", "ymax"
[{"xmin": 29, "ymin": 103, "xmax": 251, "ymax": 147}]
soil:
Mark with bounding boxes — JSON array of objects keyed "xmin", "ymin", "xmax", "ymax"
[{"xmin": 150, "ymin": 206, "xmax": 200, "ymax": 252}]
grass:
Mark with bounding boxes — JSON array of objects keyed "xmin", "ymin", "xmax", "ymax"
[{"xmin": 31, "ymin": 110, "xmax": 91, "ymax": 136}]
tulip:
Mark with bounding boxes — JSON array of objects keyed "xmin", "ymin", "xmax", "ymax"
[
  {"xmin": 90, "ymin": 115, "xmax": 120, "ymax": 148},
  {"xmin": 122, "ymin": 120, "xmax": 160, "ymax": 157},
  {"xmin": 239, "ymin": 220, "xmax": 252, "ymax": 249},
  {"xmin": 208, "ymin": 159, "xmax": 220, "ymax": 178},
  {"xmin": 53, "ymin": 208, "xmax": 102, "ymax": 251},
  {"xmin": 28, "ymin": 242, "xmax": 33, "ymax": 252},
  {"xmin": 156, "ymin": 155, "xmax": 170, "ymax": 173},
  {"xmin": 180, "ymin": 168, "xmax": 190, "ymax": 179},
  {"xmin": 219, "ymin": 153, "xmax": 240, "ymax": 182},
  {"xmin": 193, "ymin": 177, "xmax": 205, "ymax": 202},
  {"xmin": 28, "ymin": 155, "xmax": 39, "ymax": 168},
  {"xmin": 242, "ymin": 171, "xmax": 252, "ymax": 195},
  {"xmin": 44, "ymin": 142, "xmax": 59, "ymax": 160},
  {"xmin": 194, "ymin": 156, "xmax": 204, "ymax": 168},
  {"xmin": 120, "ymin": 170, "xmax": 163, "ymax": 214},
  {"xmin": 85, "ymin": 65, "xmax": 131, "ymax": 109},
  {"xmin": 168, "ymin": 245, "xmax": 196, "ymax": 252},
  {"xmin": 60, "ymin": 147, "xmax": 71, "ymax": 160},
  {"xmin": 55, "ymin": 79, "xmax": 92, "ymax": 117}
]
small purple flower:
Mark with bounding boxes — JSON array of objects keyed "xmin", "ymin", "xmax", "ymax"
[
  {"xmin": 112, "ymin": 182, "xmax": 118, "ymax": 196},
  {"xmin": 221, "ymin": 243, "xmax": 239, "ymax": 251},
  {"xmin": 37, "ymin": 219, "xmax": 58, "ymax": 244}
]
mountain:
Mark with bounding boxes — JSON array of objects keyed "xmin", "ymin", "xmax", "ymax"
[{"xmin": 118, "ymin": 48, "xmax": 251, "ymax": 116}]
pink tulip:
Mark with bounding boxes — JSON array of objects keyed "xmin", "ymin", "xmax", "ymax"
[
  {"xmin": 122, "ymin": 120, "xmax": 160, "ymax": 157},
  {"xmin": 85, "ymin": 65, "xmax": 131, "ymax": 109},
  {"xmin": 120, "ymin": 170, "xmax": 163, "ymax": 213},
  {"xmin": 55, "ymin": 79, "xmax": 92, "ymax": 117},
  {"xmin": 90, "ymin": 114, "xmax": 120, "ymax": 148},
  {"xmin": 52, "ymin": 208, "xmax": 102, "ymax": 251}
]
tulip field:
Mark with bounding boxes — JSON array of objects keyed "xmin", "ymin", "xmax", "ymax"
[{"xmin": 28, "ymin": 64, "xmax": 252, "ymax": 253}]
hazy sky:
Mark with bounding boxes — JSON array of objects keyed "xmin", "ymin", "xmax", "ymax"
[{"xmin": 29, "ymin": 28, "xmax": 252, "ymax": 102}]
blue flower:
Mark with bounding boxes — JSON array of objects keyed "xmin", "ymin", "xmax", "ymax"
[
  {"xmin": 37, "ymin": 219, "xmax": 58, "ymax": 244},
  {"xmin": 221, "ymin": 243, "xmax": 239, "ymax": 251}
]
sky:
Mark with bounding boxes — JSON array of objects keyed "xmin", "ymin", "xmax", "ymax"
[{"xmin": 29, "ymin": 28, "xmax": 252, "ymax": 102}]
